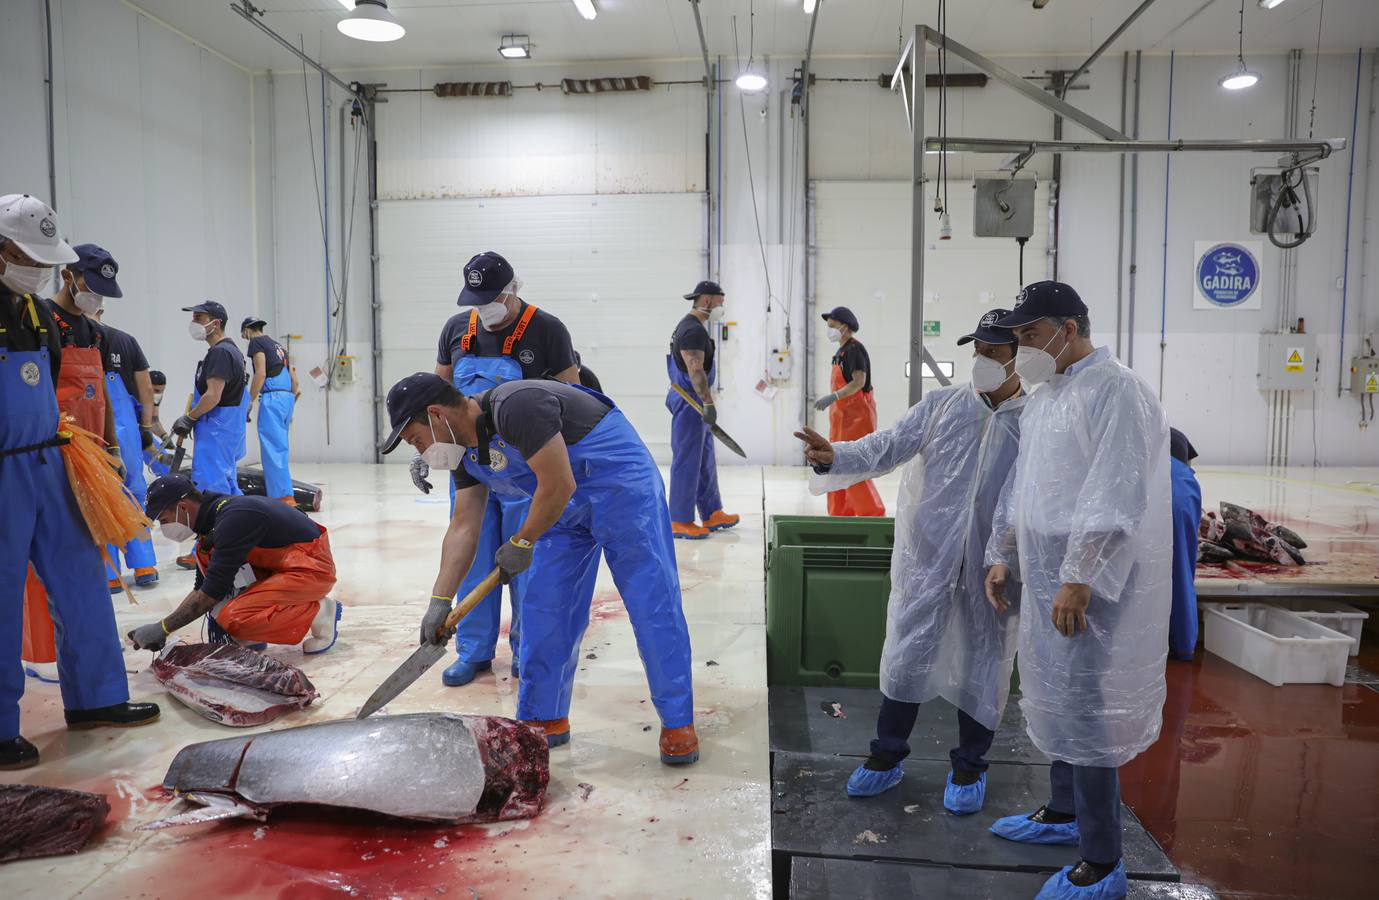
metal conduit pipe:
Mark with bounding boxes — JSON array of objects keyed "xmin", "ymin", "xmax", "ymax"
[{"xmin": 1128, "ymin": 51, "xmax": 1142, "ymax": 369}]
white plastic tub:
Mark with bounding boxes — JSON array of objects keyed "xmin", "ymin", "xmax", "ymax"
[
  {"xmin": 1282, "ymin": 599, "xmax": 1369, "ymax": 657},
  {"xmin": 1204, "ymin": 604, "xmax": 1350, "ymax": 687}
]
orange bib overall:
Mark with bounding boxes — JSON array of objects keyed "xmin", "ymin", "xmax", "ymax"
[
  {"xmin": 826, "ymin": 362, "xmax": 885, "ymax": 517},
  {"xmin": 199, "ymin": 525, "xmax": 337, "ymax": 645}
]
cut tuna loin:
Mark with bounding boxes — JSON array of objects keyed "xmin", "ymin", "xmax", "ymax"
[
  {"xmin": 0, "ymin": 785, "xmax": 110, "ymax": 863},
  {"xmin": 152, "ymin": 642, "xmax": 319, "ymax": 727}
]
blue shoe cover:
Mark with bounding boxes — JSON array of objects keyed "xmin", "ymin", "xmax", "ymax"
[
  {"xmin": 846, "ymin": 763, "xmax": 904, "ymax": 797},
  {"xmin": 442, "ymin": 658, "xmax": 493, "ymax": 687},
  {"xmin": 1035, "ymin": 862, "xmax": 1128, "ymax": 899},
  {"xmin": 989, "ymin": 810, "xmax": 1080, "ymax": 845},
  {"xmin": 943, "ymin": 771, "xmax": 986, "ymax": 815}
]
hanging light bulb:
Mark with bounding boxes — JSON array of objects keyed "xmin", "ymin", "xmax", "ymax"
[
  {"xmin": 337, "ymin": 0, "xmax": 404, "ymax": 42},
  {"xmin": 735, "ymin": 70, "xmax": 768, "ymax": 92},
  {"xmin": 1220, "ymin": 0, "xmax": 1260, "ymax": 91}
]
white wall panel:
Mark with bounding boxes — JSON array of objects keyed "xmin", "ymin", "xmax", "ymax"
[{"xmin": 378, "ymin": 193, "xmax": 704, "ymax": 459}]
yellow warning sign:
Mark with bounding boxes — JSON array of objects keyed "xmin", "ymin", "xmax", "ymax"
[
  {"xmin": 1285, "ymin": 347, "xmax": 1305, "ymax": 373},
  {"xmin": 1366, "ymin": 372, "xmax": 1379, "ymax": 394}
]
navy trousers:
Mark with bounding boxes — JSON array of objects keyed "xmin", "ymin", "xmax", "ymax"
[
  {"xmin": 1049, "ymin": 761, "xmax": 1123, "ymax": 865},
  {"xmin": 871, "ymin": 695, "xmax": 996, "ymax": 774}
]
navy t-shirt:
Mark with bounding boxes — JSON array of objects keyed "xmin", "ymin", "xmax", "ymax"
[
  {"xmin": 452, "ymin": 380, "xmax": 611, "ymax": 490},
  {"xmin": 436, "ymin": 302, "xmax": 576, "ymax": 380},
  {"xmin": 833, "ymin": 339, "xmax": 873, "ymax": 393},
  {"xmin": 101, "ymin": 324, "xmax": 149, "ymax": 397},
  {"xmin": 44, "ymin": 299, "xmax": 103, "ymax": 350},
  {"xmin": 192, "ymin": 494, "xmax": 322, "ymax": 601},
  {"xmin": 247, "ymin": 335, "xmax": 288, "ymax": 378},
  {"xmin": 1, "ymin": 287, "xmax": 63, "ymax": 379},
  {"xmin": 195, "ymin": 338, "xmax": 246, "ymax": 407},
  {"xmin": 670, "ymin": 313, "xmax": 713, "ymax": 373}
]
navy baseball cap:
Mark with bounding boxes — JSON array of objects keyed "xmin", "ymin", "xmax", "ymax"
[
  {"xmin": 683, "ymin": 280, "xmax": 724, "ymax": 301},
  {"xmin": 1169, "ymin": 428, "xmax": 1198, "ymax": 464},
  {"xmin": 144, "ymin": 473, "xmax": 196, "ymax": 519},
  {"xmin": 381, "ymin": 373, "xmax": 453, "ymax": 455},
  {"xmin": 995, "ymin": 281, "xmax": 1087, "ymax": 328},
  {"xmin": 182, "ymin": 300, "xmax": 229, "ymax": 325},
  {"xmin": 458, "ymin": 251, "xmax": 515, "ymax": 307},
  {"xmin": 820, "ymin": 306, "xmax": 860, "ymax": 332},
  {"xmin": 240, "ymin": 316, "xmax": 266, "ymax": 331},
  {"xmin": 70, "ymin": 243, "xmax": 123, "ymax": 298},
  {"xmin": 957, "ymin": 309, "xmax": 1016, "ymax": 346},
  {"xmin": 149, "ymin": 370, "xmax": 166, "ymax": 387}
]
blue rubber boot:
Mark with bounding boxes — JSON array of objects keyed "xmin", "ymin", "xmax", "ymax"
[
  {"xmin": 442, "ymin": 658, "xmax": 493, "ymax": 687},
  {"xmin": 989, "ymin": 808, "xmax": 1080, "ymax": 845},
  {"xmin": 846, "ymin": 763, "xmax": 904, "ymax": 798},
  {"xmin": 135, "ymin": 570, "xmax": 160, "ymax": 587},
  {"xmin": 1035, "ymin": 861, "xmax": 1128, "ymax": 899},
  {"xmin": 943, "ymin": 771, "xmax": 987, "ymax": 815}
]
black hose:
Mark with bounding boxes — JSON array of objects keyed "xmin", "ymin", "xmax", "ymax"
[{"xmin": 1266, "ymin": 167, "xmax": 1314, "ymax": 249}]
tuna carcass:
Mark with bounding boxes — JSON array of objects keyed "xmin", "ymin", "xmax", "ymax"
[
  {"xmin": 151, "ymin": 642, "xmax": 318, "ymax": 727},
  {"xmin": 0, "ymin": 785, "xmax": 110, "ymax": 863},
  {"xmin": 144, "ymin": 713, "xmax": 548, "ymax": 830}
]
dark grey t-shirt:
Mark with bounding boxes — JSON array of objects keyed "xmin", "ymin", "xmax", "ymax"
[{"xmin": 452, "ymin": 380, "xmax": 611, "ymax": 490}]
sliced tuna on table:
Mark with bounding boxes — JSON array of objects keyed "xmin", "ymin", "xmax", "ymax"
[
  {"xmin": 0, "ymin": 785, "xmax": 110, "ymax": 863},
  {"xmin": 151, "ymin": 642, "xmax": 319, "ymax": 727},
  {"xmin": 145, "ymin": 713, "xmax": 549, "ymax": 830}
]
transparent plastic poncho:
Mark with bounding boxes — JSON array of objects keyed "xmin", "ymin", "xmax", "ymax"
[
  {"xmin": 986, "ymin": 350, "xmax": 1172, "ymax": 767},
  {"xmin": 810, "ymin": 384, "xmax": 1026, "ymax": 730}
]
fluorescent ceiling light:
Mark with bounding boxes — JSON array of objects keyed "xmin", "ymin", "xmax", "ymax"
[
  {"xmin": 1220, "ymin": 69, "xmax": 1260, "ymax": 90},
  {"xmin": 735, "ymin": 70, "xmax": 767, "ymax": 92},
  {"xmin": 499, "ymin": 34, "xmax": 533, "ymax": 59},
  {"xmin": 338, "ymin": 0, "xmax": 404, "ymax": 42},
  {"xmin": 1258, "ymin": 0, "xmax": 1287, "ymax": 9},
  {"xmin": 803, "ymin": 0, "xmax": 818, "ymax": 13},
  {"xmin": 572, "ymin": 0, "xmax": 597, "ymax": 20}
]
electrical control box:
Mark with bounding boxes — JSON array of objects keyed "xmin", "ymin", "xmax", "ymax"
[
  {"xmin": 768, "ymin": 348, "xmax": 792, "ymax": 381},
  {"xmin": 1249, "ymin": 167, "xmax": 1319, "ymax": 237},
  {"xmin": 973, "ymin": 175, "xmax": 1036, "ymax": 239},
  {"xmin": 1351, "ymin": 356, "xmax": 1379, "ymax": 395},
  {"xmin": 1256, "ymin": 333, "xmax": 1316, "ymax": 391},
  {"xmin": 332, "ymin": 356, "xmax": 355, "ymax": 387}
]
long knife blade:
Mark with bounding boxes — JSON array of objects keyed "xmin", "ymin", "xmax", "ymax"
[
  {"xmin": 670, "ymin": 383, "xmax": 747, "ymax": 458},
  {"xmin": 356, "ymin": 568, "xmax": 503, "ymax": 719}
]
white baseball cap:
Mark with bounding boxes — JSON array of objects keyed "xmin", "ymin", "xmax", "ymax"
[{"xmin": 0, "ymin": 194, "xmax": 78, "ymax": 265}]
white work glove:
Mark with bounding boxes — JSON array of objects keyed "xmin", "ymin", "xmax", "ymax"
[
  {"xmin": 128, "ymin": 621, "xmax": 169, "ymax": 652},
  {"xmin": 813, "ymin": 393, "xmax": 838, "ymax": 411},
  {"xmin": 495, "ymin": 537, "xmax": 534, "ymax": 585},
  {"xmin": 410, "ymin": 452, "xmax": 433, "ymax": 495},
  {"xmin": 420, "ymin": 595, "xmax": 453, "ymax": 646}
]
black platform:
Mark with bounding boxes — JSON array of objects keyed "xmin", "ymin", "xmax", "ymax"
[
  {"xmin": 790, "ymin": 858, "xmax": 1218, "ymax": 900},
  {"xmin": 769, "ymin": 685, "xmax": 1042, "ymax": 764},
  {"xmin": 772, "ymin": 752, "xmax": 1177, "ymax": 881}
]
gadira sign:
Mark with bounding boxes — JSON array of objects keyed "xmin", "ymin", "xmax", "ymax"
[{"xmin": 1193, "ymin": 240, "xmax": 1263, "ymax": 310}]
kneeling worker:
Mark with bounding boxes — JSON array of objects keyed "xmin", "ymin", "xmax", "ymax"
[
  {"xmin": 128, "ymin": 474, "xmax": 340, "ymax": 654},
  {"xmin": 381, "ymin": 373, "xmax": 698, "ymax": 764}
]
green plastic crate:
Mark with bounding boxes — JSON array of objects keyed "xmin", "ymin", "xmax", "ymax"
[{"xmin": 767, "ymin": 516, "xmax": 895, "ymax": 688}]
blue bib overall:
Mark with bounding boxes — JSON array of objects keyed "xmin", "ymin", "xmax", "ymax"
[
  {"xmin": 460, "ymin": 387, "xmax": 694, "ymax": 727},
  {"xmin": 104, "ymin": 371, "xmax": 156, "ymax": 576},
  {"xmin": 665, "ymin": 353, "xmax": 722, "ymax": 524},
  {"xmin": 191, "ymin": 376, "xmax": 246, "ymax": 496},
  {"xmin": 0, "ymin": 305, "xmax": 130, "ymax": 739},
  {"xmin": 256, "ymin": 367, "xmax": 296, "ymax": 501},
  {"xmin": 446, "ymin": 308, "xmax": 534, "ymax": 668}
]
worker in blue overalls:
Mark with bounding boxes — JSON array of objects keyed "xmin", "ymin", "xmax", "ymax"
[
  {"xmin": 381, "ymin": 373, "xmax": 698, "ymax": 765},
  {"xmin": 0, "ymin": 193, "xmax": 160, "ymax": 770},
  {"xmin": 241, "ymin": 317, "xmax": 298, "ymax": 504},
  {"xmin": 94, "ymin": 302, "xmax": 161, "ymax": 589},
  {"xmin": 409, "ymin": 251, "xmax": 581, "ymax": 688},
  {"xmin": 144, "ymin": 369, "xmax": 171, "ymax": 479},
  {"xmin": 1169, "ymin": 429, "xmax": 1201, "ymax": 661}
]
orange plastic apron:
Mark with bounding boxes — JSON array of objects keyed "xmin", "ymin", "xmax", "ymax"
[
  {"xmin": 22, "ymin": 344, "xmax": 108, "ymax": 665},
  {"xmin": 826, "ymin": 360, "xmax": 886, "ymax": 517},
  {"xmin": 198, "ymin": 524, "xmax": 337, "ymax": 645}
]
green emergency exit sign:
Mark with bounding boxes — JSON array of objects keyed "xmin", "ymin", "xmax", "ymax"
[{"xmin": 922, "ymin": 320, "xmax": 941, "ymax": 337}]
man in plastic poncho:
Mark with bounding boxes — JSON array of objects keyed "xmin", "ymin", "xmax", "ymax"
[
  {"xmin": 983, "ymin": 281, "xmax": 1171, "ymax": 900},
  {"xmin": 795, "ymin": 309, "xmax": 1026, "ymax": 815}
]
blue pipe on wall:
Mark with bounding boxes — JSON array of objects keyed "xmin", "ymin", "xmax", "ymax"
[
  {"xmin": 1338, "ymin": 49, "xmax": 1364, "ymax": 395},
  {"xmin": 1158, "ymin": 51, "xmax": 1175, "ymax": 398}
]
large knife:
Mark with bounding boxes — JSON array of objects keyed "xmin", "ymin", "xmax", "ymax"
[
  {"xmin": 169, "ymin": 394, "xmax": 193, "ymax": 474},
  {"xmin": 356, "ymin": 568, "xmax": 503, "ymax": 719},
  {"xmin": 670, "ymin": 384, "xmax": 746, "ymax": 457}
]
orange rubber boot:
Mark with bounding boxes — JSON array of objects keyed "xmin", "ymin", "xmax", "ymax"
[
  {"xmin": 660, "ymin": 724, "xmax": 700, "ymax": 765},
  {"xmin": 176, "ymin": 553, "xmax": 198, "ymax": 570},
  {"xmin": 703, "ymin": 510, "xmax": 740, "ymax": 532},
  {"xmin": 672, "ymin": 521, "xmax": 710, "ymax": 541},
  {"xmin": 521, "ymin": 717, "xmax": 571, "ymax": 748}
]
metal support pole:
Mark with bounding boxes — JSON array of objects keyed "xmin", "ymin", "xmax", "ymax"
[
  {"xmin": 1061, "ymin": 0, "xmax": 1162, "ymax": 97},
  {"xmin": 230, "ymin": 2, "xmax": 354, "ymax": 94},
  {"xmin": 688, "ymin": 0, "xmax": 713, "ymax": 89},
  {"xmin": 801, "ymin": 3, "xmax": 820, "ymax": 423},
  {"xmin": 365, "ymin": 92, "xmax": 383, "ymax": 462},
  {"xmin": 909, "ymin": 26, "xmax": 927, "ymax": 407}
]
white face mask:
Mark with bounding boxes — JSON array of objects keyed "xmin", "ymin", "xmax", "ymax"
[
  {"xmin": 703, "ymin": 305, "xmax": 725, "ymax": 324},
  {"xmin": 477, "ymin": 297, "xmax": 512, "ymax": 330},
  {"xmin": 161, "ymin": 507, "xmax": 195, "ymax": 543},
  {"xmin": 1, "ymin": 260, "xmax": 55, "ymax": 297},
  {"xmin": 971, "ymin": 354, "xmax": 1015, "ymax": 392},
  {"xmin": 826, "ymin": 327, "xmax": 842, "ymax": 344},
  {"xmin": 1014, "ymin": 327, "xmax": 1069, "ymax": 386},
  {"xmin": 420, "ymin": 413, "xmax": 465, "ymax": 471},
  {"xmin": 189, "ymin": 321, "xmax": 209, "ymax": 341},
  {"xmin": 74, "ymin": 290, "xmax": 105, "ymax": 315}
]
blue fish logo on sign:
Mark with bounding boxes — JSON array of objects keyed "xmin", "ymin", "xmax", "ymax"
[{"xmin": 1196, "ymin": 242, "xmax": 1259, "ymax": 307}]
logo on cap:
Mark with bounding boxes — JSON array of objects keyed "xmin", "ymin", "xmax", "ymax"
[
  {"xmin": 20, "ymin": 362, "xmax": 41, "ymax": 387},
  {"xmin": 488, "ymin": 449, "xmax": 509, "ymax": 472},
  {"xmin": 467, "ymin": 269, "xmax": 484, "ymax": 287},
  {"xmin": 39, "ymin": 217, "xmax": 56, "ymax": 238},
  {"xmin": 518, "ymin": 349, "xmax": 535, "ymax": 365},
  {"xmin": 980, "ymin": 312, "xmax": 998, "ymax": 327},
  {"xmin": 1014, "ymin": 288, "xmax": 1028, "ymax": 308},
  {"xmin": 100, "ymin": 263, "xmax": 116, "ymax": 280}
]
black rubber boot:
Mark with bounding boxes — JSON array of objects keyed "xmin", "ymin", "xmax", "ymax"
[
  {"xmin": 65, "ymin": 701, "xmax": 161, "ymax": 730},
  {"xmin": 0, "ymin": 736, "xmax": 39, "ymax": 770},
  {"xmin": 1068, "ymin": 859, "xmax": 1120, "ymax": 887},
  {"xmin": 951, "ymin": 768, "xmax": 982, "ymax": 786},
  {"xmin": 1028, "ymin": 804, "xmax": 1077, "ymax": 825}
]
